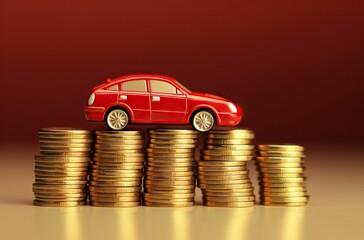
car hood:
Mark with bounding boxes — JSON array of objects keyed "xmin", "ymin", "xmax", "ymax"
[{"xmin": 189, "ymin": 92, "xmax": 229, "ymax": 102}]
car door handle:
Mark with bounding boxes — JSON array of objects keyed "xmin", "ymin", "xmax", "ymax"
[
  {"xmin": 119, "ymin": 95, "xmax": 127, "ymax": 100},
  {"xmin": 152, "ymin": 96, "xmax": 160, "ymax": 102}
]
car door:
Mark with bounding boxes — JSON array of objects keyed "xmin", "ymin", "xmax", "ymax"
[
  {"xmin": 118, "ymin": 79, "xmax": 151, "ymax": 122},
  {"xmin": 149, "ymin": 79, "xmax": 187, "ymax": 123}
]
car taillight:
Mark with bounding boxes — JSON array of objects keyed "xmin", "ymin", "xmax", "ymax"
[{"xmin": 88, "ymin": 93, "xmax": 95, "ymax": 105}]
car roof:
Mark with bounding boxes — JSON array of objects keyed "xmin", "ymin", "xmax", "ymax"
[{"xmin": 110, "ymin": 74, "xmax": 176, "ymax": 83}]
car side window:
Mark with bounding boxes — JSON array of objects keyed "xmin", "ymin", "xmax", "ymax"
[
  {"xmin": 150, "ymin": 80, "xmax": 177, "ymax": 94},
  {"xmin": 122, "ymin": 80, "xmax": 147, "ymax": 92},
  {"xmin": 108, "ymin": 84, "xmax": 119, "ymax": 91}
]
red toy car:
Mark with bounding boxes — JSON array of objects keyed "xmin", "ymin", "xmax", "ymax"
[{"xmin": 85, "ymin": 74, "xmax": 242, "ymax": 132}]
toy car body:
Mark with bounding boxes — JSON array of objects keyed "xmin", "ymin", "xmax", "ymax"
[{"xmin": 85, "ymin": 74, "xmax": 242, "ymax": 132}]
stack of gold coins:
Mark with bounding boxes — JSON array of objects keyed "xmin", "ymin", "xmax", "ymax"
[
  {"xmin": 33, "ymin": 128, "xmax": 93, "ymax": 207},
  {"xmin": 143, "ymin": 129, "xmax": 198, "ymax": 207},
  {"xmin": 197, "ymin": 129, "xmax": 256, "ymax": 207},
  {"xmin": 255, "ymin": 145, "xmax": 309, "ymax": 206},
  {"xmin": 89, "ymin": 131, "xmax": 145, "ymax": 207}
]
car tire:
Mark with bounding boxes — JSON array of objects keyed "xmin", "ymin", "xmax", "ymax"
[
  {"xmin": 192, "ymin": 110, "xmax": 215, "ymax": 132},
  {"xmin": 105, "ymin": 108, "xmax": 129, "ymax": 130}
]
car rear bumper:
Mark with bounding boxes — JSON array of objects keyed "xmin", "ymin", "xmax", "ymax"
[
  {"xmin": 217, "ymin": 112, "xmax": 242, "ymax": 126},
  {"xmin": 85, "ymin": 106, "xmax": 105, "ymax": 121}
]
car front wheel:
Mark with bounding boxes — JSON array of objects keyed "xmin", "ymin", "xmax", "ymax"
[
  {"xmin": 192, "ymin": 110, "xmax": 215, "ymax": 132},
  {"xmin": 106, "ymin": 108, "xmax": 129, "ymax": 130}
]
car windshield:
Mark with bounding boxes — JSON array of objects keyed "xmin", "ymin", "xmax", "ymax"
[{"xmin": 175, "ymin": 80, "xmax": 191, "ymax": 93}]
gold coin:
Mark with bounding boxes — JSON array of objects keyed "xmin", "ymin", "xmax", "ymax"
[
  {"xmin": 257, "ymin": 162, "xmax": 304, "ymax": 168},
  {"xmin": 35, "ymin": 155, "xmax": 90, "ymax": 163},
  {"xmin": 198, "ymin": 179, "xmax": 250, "ymax": 185},
  {"xmin": 148, "ymin": 129, "xmax": 197, "ymax": 135},
  {"xmin": 258, "ymin": 167, "xmax": 305, "ymax": 174},
  {"xmin": 93, "ymin": 157, "xmax": 145, "ymax": 163},
  {"xmin": 94, "ymin": 149, "xmax": 143, "ymax": 154},
  {"xmin": 262, "ymin": 187, "xmax": 307, "ymax": 193},
  {"xmin": 34, "ymin": 192, "xmax": 86, "ymax": 198},
  {"xmin": 34, "ymin": 170, "xmax": 88, "ymax": 177},
  {"xmin": 258, "ymin": 151, "xmax": 305, "ymax": 158},
  {"xmin": 40, "ymin": 146, "xmax": 92, "ymax": 151},
  {"xmin": 90, "ymin": 191, "xmax": 140, "ymax": 197},
  {"xmin": 144, "ymin": 179, "xmax": 195, "ymax": 186},
  {"xmin": 40, "ymin": 152, "xmax": 91, "ymax": 157},
  {"xmin": 35, "ymin": 166, "xmax": 88, "ymax": 172},
  {"xmin": 261, "ymin": 191, "xmax": 307, "ymax": 197},
  {"xmin": 145, "ymin": 175, "xmax": 195, "ymax": 181},
  {"xmin": 201, "ymin": 155, "xmax": 253, "ymax": 161},
  {"xmin": 90, "ymin": 181, "xmax": 141, "ymax": 187},
  {"xmin": 35, "ymin": 179, "xmax": 88, "ymax": 185},
  {"xmin": 262, "ymin": 202, "xmax": 307, "ymax": 206},
  {"xmin": 40, "ymin": 142, "xmax": 91, "ymax": 148},
  {"xmin": 197, "ymin": 161, "xmax": 246, "ymax": 167},
  {"xmin": 148, "ymin": 143, "xmax": 196, "ymax": 149},
  {"xmin": 149, "ymin": 138, "xmax": 197, "ymax": 144},
  {"xmin": 91, "ymin": 171, "xmax": 143, "ymax": 178},
  {"xmin": 203, "ymin": 195, "xmax": 255, "ymax": 202},
  {"xmin": 208, "ymin": 129, "xmax": 253, "ymax": 135},
  {"xmin": 92, "ymin": 161, "xmax": 143, "ymax": 167},
  {"xmin": 39, "ymin": 138, "xmax": 93, "ymax": 144},
  {"xmin": 146, "ymin": 162, "xmax": 195, "ymax": 167},
  {"xmin": 95, "ymin": 135, "xmax": 143, "ymax": 140},
  {"xmin": 144, "ymin": 189, "xmax": 195, "ymax": 194},
  {"xmin": 260, "ymin": 182, "xmax": 306, "ymax": 188},
  {"xmin": 145, "ymin": 171, "xmax": 195, "ymax": 177},
  {"xmin": 91, "ymin": 176, "xmax": 142, "ymax": 182},
  {"xmin": 35, "ymin": 196, "xmax": 86, "ymax": 201},
  {"xmin": 198, "ymin": 174, "xmax": 249, "ymax": 180},
  {"xmin": 33, "ymin": 188, "xmax": 87, "ymax": 194},
  {"xmin": 34, "ymin": 200, "xmax": 86, "ymax": 207},
  {"xmin": 143, "ymin": 201, "xmax": 194, "ymax": 207},
  {"xmin": 90, "ymin": 201, "xmax": 141, "ymax": 207},
  {"xmin": 263, "ymin": 196, "xmax": 309, "ymax": 203},
  {"xmin": 203, "ymin": 188, "xmax": 254, "ymax": 196},
  {"xmin": 197, "ymin": 170, "xmax": 248, "ymax": 176},
  {"xmin": 206, "ymin": 132, "xmax": 254, "ymax": 140},
  {"xmin": 145, "ymin": 166, "xmax": 194, "ymax": 172},
  {"xmin": 92, "ymin": 164, "xmax": 143, "ymax": 170},
  {"xmin": 255, "ymin": 156, "xmax": 303, "ymax": 163},
  {"xmin": 204, "ymin": 201, "xmax": 254, "ymax": 207},
  {"xmin": 39, "ymin": 134, "xmax": 92, "ymax": 140},
  {"xmin": 147, "ymin": 157, "xmax": 195, "ymax": 162},
  {"xmin": 89, "ymin": 186, "xmax": 141, "ymax": 193},
  {"xmin": 147, "ymin": 152, "xmax": 194, "ymax": 158},
  {"xmin": 90, "ymin": 196, "xmax": 141, "ymax": 202},
  {"xmin": 96, "ymin": 139, "xmax": 145, "ymax": 145},
  {"xmin": 95, "ymin": 130, "xmax": 143, "ymax": 136},
  {"xmin": 199, "ymin": 183, "xmax": 253, "ymax": 190},
  {"xmin": 259, "ymin": 173, "xmax": 305, "ymax": 178},
  {"xmin": 39, "ymin": 128, "xmax": 93, "ymax": 135},
  {"xmin": 197, "ymin": 166, "xmax": 247, "ymax": 172},
  {"xmin": 206, "ymin": 139, "xmax": 251, "ymax": 145},
  {"xmin": 143, "ymin": 193, "xmax": 195, "ymax": 199},
  {"xmin": 35, "ymin": 176, "xmax": 87, "ymax": 181},
  {"xmin": 144, "ymin": 184, "xmax": 195, "ymax": 190},
  {"xmin": 202, "ymin": 149, "xmax": 253, "ymax": 156},
  {"xmin": 94, "ymin": 144, "xmax": 144, "ymax": 150},
  {"xmin": 205, "ymin": 144, "xmax": 253, "ymax": 150},
  {"xmin": 143, "ymin": 197, "xmax": 194, "ymax": 203},
  {"xmin": 146, "ymin": 148, "xmax": 194, "ymax": 153},
  {"xmin": 35, "ymin": 162, "xmax": 89, "ymax": 167},
  {"xmin": 257, "ymin": 145, "xmax": 304, "ymax": 152},
  {"xmin": 148, "ymin": 133, "xmax": 198, "ymax": 139},
  {"xmin": 259, "ymin": 177, "xmax": 306, "ymax": 183},
  {"xmin": 202, "ymin": 187, "xmax": 254, "ymax": 193}
]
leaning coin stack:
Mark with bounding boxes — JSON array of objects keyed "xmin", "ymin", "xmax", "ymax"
[
  {"xmin": 255, "ymin": 145, "xmax": 309, "ymax": 206},
  {"xmin": 89, "ymin": 131, "xmax": 145, "ymax": 207},
  {"xmin": 33, "ymin": 128, "xmax": 93, "ymax": 207},
  {"xmin": 143, "ymin": 129, "xmax": 199, "ymax": 207},
  {"xmin": 197, "ymin": 129, "xmax": 256, "ymax": 207}
]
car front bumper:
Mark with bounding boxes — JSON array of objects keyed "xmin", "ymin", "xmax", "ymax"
[
  {"xmin": 84, "ymin": 106, "xmax": 105, "ymax": 121},
  {"xmin": 217, "ymin": 112, "xmax": 242, "ymax": 126}
]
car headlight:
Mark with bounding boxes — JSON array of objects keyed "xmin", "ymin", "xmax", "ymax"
[
  {"xmin": 228, "ymin": 102, "xmax": 237, "ymax": 113},
  {"xmin": 88, "ymin": 93, "xmax": 95, "ymax": 105}
]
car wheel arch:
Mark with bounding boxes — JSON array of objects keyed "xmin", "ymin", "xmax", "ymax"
[
  {"xmin": 189, "ymin": 106, "xmax": 220, "ymax": 125},
  {"xmin": 104, "ymin": 105, "xmax": 133, "ymax": 123}
]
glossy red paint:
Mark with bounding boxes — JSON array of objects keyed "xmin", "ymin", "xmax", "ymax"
[{"xmin": 85, "ymin": 74, "xmax": 242, "ymax": 131}]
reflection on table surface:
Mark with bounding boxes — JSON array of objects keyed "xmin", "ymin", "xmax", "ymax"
[{"xmin": 31, "ymin": 204, "xmax": 307, "ymax": 240}]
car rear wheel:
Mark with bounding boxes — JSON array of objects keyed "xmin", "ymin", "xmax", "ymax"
[
  {"xmin": 106, "ymin": 109, "xmax": 129, "ymax": 130},
  {"xmin": 192, "ymin": 110, "xmax": 215, "ymax": 132}
]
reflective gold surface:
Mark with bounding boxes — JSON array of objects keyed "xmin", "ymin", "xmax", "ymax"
[{"xmin": 1, "ymin": 145, "xmax": 364, "ymax": 240}]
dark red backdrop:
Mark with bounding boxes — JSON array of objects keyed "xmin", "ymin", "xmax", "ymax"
[{"xmin": 1, "ymin": 0, "xmax": 363, "ymax": 145}]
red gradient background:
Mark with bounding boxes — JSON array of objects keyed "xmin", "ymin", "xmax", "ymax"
[{"xmin": 1, "ymin": 0, "xmax": 363, "ymax": 145}]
